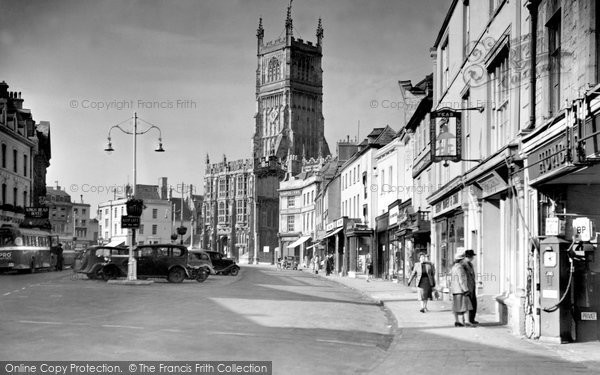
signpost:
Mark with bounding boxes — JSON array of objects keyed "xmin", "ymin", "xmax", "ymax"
[{"xmin": 121, "ymin": 215, "xmax": 140, "ymax": 229}]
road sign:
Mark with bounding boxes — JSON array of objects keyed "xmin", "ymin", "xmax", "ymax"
[{"xmin": 121, "ymin": 215, "xmax": 140, "ymax": 229}]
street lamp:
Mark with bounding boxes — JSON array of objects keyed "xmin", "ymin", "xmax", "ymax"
[{"xmin": 104, "ymin": 112, "xmax": 165, "ymax": 281}]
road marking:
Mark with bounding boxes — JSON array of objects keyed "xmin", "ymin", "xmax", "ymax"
[
  {"xmin": 315, "ymin": 339, "xmax": 376, "ymax": 347},
  {"xmin": 209, "ymin": 331, "xmax": 256, "ymax": 337},
  {"xmin": 101, "ymin": 324, "xmax": 144, "ymax": 330},
  {"xmin": 19, "ymin": 320, "xmax": 64, "ymax": 325}
]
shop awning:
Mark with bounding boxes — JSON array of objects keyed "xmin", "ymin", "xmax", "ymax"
[
  {"xmin": 105, "ymin": 239, "xmax": 125, "ymax": 247},
  {"xmin": 287, "ymin": 236, "xmax": 311, "ymax": 248},
  {"xmin": 324, "ymin": 227, "xmax": 343, "ymax": 238}
]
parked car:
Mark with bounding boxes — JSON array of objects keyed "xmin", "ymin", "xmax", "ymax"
[
  {"xmin": 282, "ymin": 255, "xmax": 299, "ymax": 270},
  {"xmin": 187, "ymin": 249, "xmax": 215, "ymax": 282},
  {"xmin": 74, "ymin": 246, "xmax": 129, "ymax": 279},
  {"xmin": 204, "ymin": 250, "xmax": 240, "ymax": 276},
  {"xmin": 103, "ymin": 244, "xmax": 203, "ymax": 283}
]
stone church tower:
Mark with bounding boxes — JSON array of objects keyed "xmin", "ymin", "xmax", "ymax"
[{"xmin": 253, "ymin": 5, "xmax": 330, "ymax": 162}]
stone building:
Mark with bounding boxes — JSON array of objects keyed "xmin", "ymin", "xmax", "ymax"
[
  {"xmin": 0, "ymin": 81, "xmax": 51, "ymax": 227},
  {"xmin": 204, "ymin": 5, "xmax": 331, "ymax": 263}
]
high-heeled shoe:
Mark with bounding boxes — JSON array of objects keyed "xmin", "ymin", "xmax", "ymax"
[
  {"xmin": 419, "ymin": 308, "xmax": 425, "ymax": 313},
  {"xmin": 454, "ymin": 322, "xmax": 464, "ymax": 327}
]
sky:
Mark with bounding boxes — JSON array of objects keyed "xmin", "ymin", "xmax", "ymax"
[{"xmin": 0, "ymin": 0, "xmax": 448, "ymax": 214}]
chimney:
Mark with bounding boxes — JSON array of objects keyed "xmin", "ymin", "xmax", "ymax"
[
  {"xmin": 159, "ymin": 177, "xmax": 168, "ymax": 200},
  {"xmin": 80, "ymin": 195, "xmax": 84, "ymax": 203}
]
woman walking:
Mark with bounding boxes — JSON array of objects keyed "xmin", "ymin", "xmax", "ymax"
[
  {"xmin": 450, "ymin": 251, "xmax": 472, "ymax": 327},
  {"xmin": 407, "ymin": 252, "xmax": 436, "ymax": 313}
]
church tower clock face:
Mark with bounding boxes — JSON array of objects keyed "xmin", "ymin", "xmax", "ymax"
[{"xmin": 252, "ymin": 8, "xmax": 330, "ymax": 162}]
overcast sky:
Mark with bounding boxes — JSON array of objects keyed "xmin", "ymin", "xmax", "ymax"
[{"xmin": 0, "ymin": 0, "xmax": 448, "ymax": 212}]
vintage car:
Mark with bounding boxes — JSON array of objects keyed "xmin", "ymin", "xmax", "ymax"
[
  {"xmin": 74, "ymin": 246, "xmax": 129, "ymax": 279},
  {"xmin": 101, "ymin": 244, "xmax": 209, "ymax": 283},
  {"xmin": 203, "ymin": 250, "xmax": 240, "ymax": 276},
  {"xmin": 187, "ymin": 249, "xmax": 215, "ymax": 282}
]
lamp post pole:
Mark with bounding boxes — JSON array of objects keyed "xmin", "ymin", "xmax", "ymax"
[
  {"xmin": 104, "ymin": 112, "xmax": 165, "ymax": 281},
  {"xmin": 128, "ymin": 113, "xmax": 138, "ymax": 281}
]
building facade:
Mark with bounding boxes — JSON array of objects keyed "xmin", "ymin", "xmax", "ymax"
[
  {"xmin": 98, "ymin": 182, "xmax": 171, "ymax": 246},
  {"xmin": 202, "ymin": 156, "xmax": 253, "ymax": 261},
  {"xmin": 0, "ymin": 81, "xmax": 51, "ymax": 228}
]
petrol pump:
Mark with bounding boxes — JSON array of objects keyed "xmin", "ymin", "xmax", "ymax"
[{"xmin": 540, "ymin": 216, "xmax": 599, "ymax": 343}]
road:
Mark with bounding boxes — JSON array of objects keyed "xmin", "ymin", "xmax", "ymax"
[{"xmin": 0, "ymin": 266, "xmax": 395, "ymax": 374}]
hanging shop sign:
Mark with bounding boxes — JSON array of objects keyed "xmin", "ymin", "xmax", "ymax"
[
  {"xmin": 388, "ymin": 205, "xmax": 399, "ymax": 226},
  {"xmin": 430, "ymin": 108, "xmax": 462, "ymax": 163}
]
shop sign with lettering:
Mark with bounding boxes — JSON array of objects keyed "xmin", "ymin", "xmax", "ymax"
[
  {"xmin": 476, "ymin": 171, "xmax": 508, "ymax": 198},
  {"xmin": 528, "ymin": 134, "xmax": 571, "ymax": 183},
  {"xmin": 388, "ymin": 206, "xmax": 399, "ymax": 226},
  {"xmin": 430, "ymin": 109, "xmax": 462, "ymax": 163},
  {"xmin": 434, "ymin": 191, "xmax": 460, "ymax": 216}
]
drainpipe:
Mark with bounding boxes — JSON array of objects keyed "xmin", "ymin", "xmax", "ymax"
[{"xmin": 526, "ymin": 0, "xmax": 540, "ymax": 129}]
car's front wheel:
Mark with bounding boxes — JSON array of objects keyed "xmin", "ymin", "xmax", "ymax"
[
  {"xmin": 101, "ymin": 266, "xmax": 119, "ymax": 281},
  {"xmin": 167, "ymin": 267, "xmax": 186, "ymax": 283},
  {"xmin": 229, "ymin": 267, "xmax": 239, "ymax": 276},
  {"xmin": 195, "ymin": 268, "xmax": 209, "ymax": 283}
]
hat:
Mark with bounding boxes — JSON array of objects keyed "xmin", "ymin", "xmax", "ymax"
[
  {"xmin": 454, "ymin": 251, "xmax": 465, "ymax": 260},
  {"xmin": 464, "ymin": 249, "xmax": 476, "ymax": 258}
]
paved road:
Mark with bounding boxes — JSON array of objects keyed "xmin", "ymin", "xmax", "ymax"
[{"xmin": 0, "ymin": 266, "xmax": 394, "ymax": 374}]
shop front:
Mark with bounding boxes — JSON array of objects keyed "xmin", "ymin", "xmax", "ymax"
[
  {"xmin": 429, "ymin": 188, "xmax": 465, "ymax": 297},
  {"xmin": 346, "ymin": 220, "xmax": 373, "ymax": 278},
  {"xmin": 523, "ymin": 110, "xmax": 600, "ymax": 342},
  {"xmin": 324, "ymin": 217, "xmax": 346, "ymax": 275}
]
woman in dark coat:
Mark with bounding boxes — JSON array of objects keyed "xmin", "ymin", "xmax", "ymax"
[
  {"xmin": 407, "ymin": 252, "xmax": 436, "ymax": 313},
  {"xmin": 451, "ymin": 251, "xmax": 472, "ymax": 327}
]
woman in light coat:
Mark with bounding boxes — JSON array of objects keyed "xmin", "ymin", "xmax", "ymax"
[
  {"xmin": 407, "ymin": 252, "xmax": 436, "ymax": 313},
  {"xmin": 450, "ymin": 252, "xmax": 472, "ymax": 327}
]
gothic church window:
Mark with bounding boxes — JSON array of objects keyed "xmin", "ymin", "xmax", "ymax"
[{"xmin": 267, "ymin": 58, "xmax": 281, "ymax": 82}]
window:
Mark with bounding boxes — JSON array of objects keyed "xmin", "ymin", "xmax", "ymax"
[
  {"xmin": 218, "ymin": 178, "xmax": 226, "ymax": 198},
  {"xmin": 441, "ymin": 38, "xmax": 449, "ymax": 94},
  {"xmin": 104, "ymin": 219, "xmax": 108, "ymax": 227},
  {"xmin": 548, "ymin": 12, "xmax": 561, "ymax": 115},
  {"xmin": 237, "ymin": 199, "xmax": 246, "ymax": 223},
  {"xmin": 13, "ymin": 149, "xmax": 17, "ymax": 173},
  {"xmin": 152, "ymin": 224, "xmax": 157, "ymax": 235},
  {"xmin": 23, "ymin": 191, "xmax": 27, "ymax": 206},
  {"xmin": 114, "ymin": 208, "xmax": 117, "ymax": 218},
  {"xmin": 83, "ymin": 208, "xmax": 87, "ymax": 216},
  {"xmin": 139, "ymin": 224, "xmax": 144, "ymax": 234},
  {"xmin": 23, "ymin": 155, "xmax": 27, "ymax": 176},
  {"xmin": 218, "ymin": 202, "xmax": 225, "ymax": 223},
  {"xmin": 13, "ymin": 187, "xmax": 17, "ymax": 206},
  {"xmin": 74, "ymin": 208, "xmax": 78, "ymax": 215},
  {"xmin": 287, "ymin": 215, "xmax": 295, "ymax": 232},
  {"xmin": 287, "ymin": 196, "xmax": 295, "ymax": 208},
  {"xmin": 267, "ymin": 57, "xmax": 281, "ymax": 82},
  {"xmin": 152, "ymin": 208, "xmax": 158, "ymax": 219},
  {"xmin": 1, "ymin": 144, "xmax": 5, "ymax": 168},
  {"xmin": 81, "ymin": 219, "xmax": 86, "ymax": 226},
  {"xmin": 489, "ymin": 49, "xmax": 509, "ymax": 152}
]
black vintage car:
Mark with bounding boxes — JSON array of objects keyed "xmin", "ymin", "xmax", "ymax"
[
  {"xmin": 74, "ymin": 246, "xmax": 129, "ymax": 279},
  {"xmin": 204, "ymin": 250, "xmax": 240, "ymax": 276},
  {"xmin": 99, "ymin": 244, "xmax": 210, "ymax": 283}
]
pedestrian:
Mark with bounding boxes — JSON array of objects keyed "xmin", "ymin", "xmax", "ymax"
[
  {"xmin": 56, "ymin": 243, "xmax": 64, "ymax": 271},
  {"xmin": 365, "ymin": 253, "xmax": 373, "ymax": 282},
  {"xmin": 407, "ymin": 252, "xmax": 436, "ymax": 313},
  {"xmin": 450, "ymin": 251, "xmax": 472, "ymax": 327},
  {"xmin": 314, "ymin": 254, "xmax": 320, "ymax": 274},
  {"xmin": 462, "ymin": 249, "xmax": 478, "ymax": 325}
]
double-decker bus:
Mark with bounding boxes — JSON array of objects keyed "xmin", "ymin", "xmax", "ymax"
[{"xmin": 0, "ymin": 226, "xmax": 60, "ymax": 272}]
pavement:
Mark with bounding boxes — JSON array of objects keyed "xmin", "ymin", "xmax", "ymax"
[{"xmin": 298, "ymin": 267, "xmax": 600, "ymax": 374}]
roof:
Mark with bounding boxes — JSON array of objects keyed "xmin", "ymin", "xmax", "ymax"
[
  {"xmin": 46, "ymin": 187, "xmax": 71, "ymax": 198},
  {"xmin": 134, "ymin": 184, "xmax": 160, "ymax": 200}
]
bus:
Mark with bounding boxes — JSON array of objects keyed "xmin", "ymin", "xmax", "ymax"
[{"xmin": 0, "ymin": 226, "xmax": 60, "ymax": 272}]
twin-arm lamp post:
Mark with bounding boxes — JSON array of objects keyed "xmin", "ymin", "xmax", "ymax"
[{"xmin": 104, "ymin": 112, "xmax": 165, "ymax": 281}]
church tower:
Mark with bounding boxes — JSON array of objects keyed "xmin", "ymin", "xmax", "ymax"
[{"xmin": 253, "ymin": 5, "xmax": 330, "ymax": 162}]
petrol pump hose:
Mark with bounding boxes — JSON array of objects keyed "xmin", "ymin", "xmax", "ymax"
[{"xmin": 542, "ymin": 239, "xmax": 575, "ymax": 313}]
